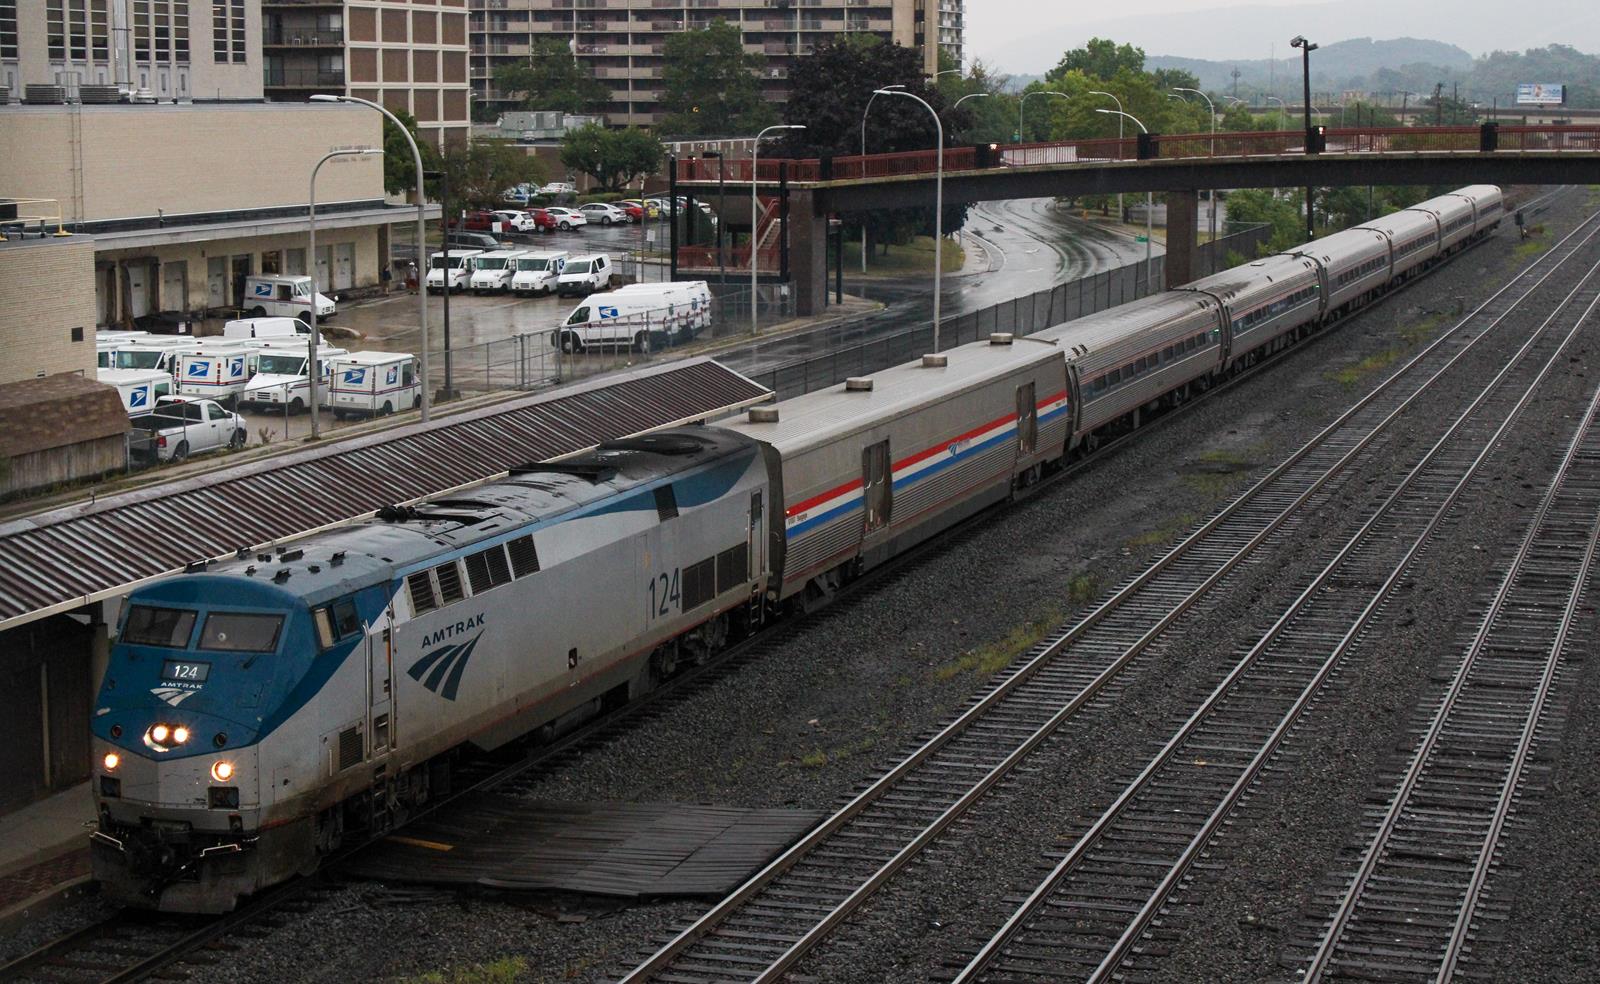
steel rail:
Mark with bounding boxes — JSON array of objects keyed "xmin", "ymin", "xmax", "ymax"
[{"xmin": 955, "ymin": 252, "xmax": 1600, "ymax": 984}]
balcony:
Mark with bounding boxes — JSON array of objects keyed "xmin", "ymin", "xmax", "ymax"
[
  {"xmin": 264, "ymin": 67, "xmax": 346, "ymax": 88},
  {"xmin": 263, "ymin": 27, "xmax": 344, "ymax": 46}
]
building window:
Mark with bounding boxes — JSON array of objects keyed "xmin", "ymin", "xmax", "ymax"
[
  {"xmin": 0, "ymin": 0, "xmax": 19, "ymax": 61},
  {"xmin": 212, "ymin": 0, "xmax": 243, "ymax": 63}
]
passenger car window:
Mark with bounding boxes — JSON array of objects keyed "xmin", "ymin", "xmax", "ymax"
[
  {"xmin": 199, "ymin": 612, "xmax": 284, "ymax": 653},
  {"xmin": 123, "ymin": 605, "xmax": 197, "ymax": 648}
]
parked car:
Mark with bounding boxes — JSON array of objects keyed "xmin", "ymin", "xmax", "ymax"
[
  {"xmin": 468, "ymin": 249, "xmax": 529, "ymax": 294},
  {"xmin": 543, "ymin": 207, "xmax": 588, "ymax": 231},
  {"xmin": 455, "ymin": 210, "xmax": 498, "ymax": 232},
  {"xmin": 223, "ymin": 316, "xmax": 314, "ymax": 340},
  {"xmin": 556, "ymin": 253, "xmax": 612, "ymax": 296},
  {"xmin": 242, "ymin": 274, "xmax": 336, "ymax": 322},
  {"xmin": 523, "ymin": 208, "xmax": 559, "ymax": 234},
  {"xmin": 129, "ymin": 396, "xmax": 247, "ymax": 463},
  {"xmin": 492, "ymin": 210, "xmax": 540, "ymax": 234},
  {"xmin": 579, "ymin": 202, "xmax": 630, "ymax": 226},
  {"xmin": 510, "ymin": 250, "xmax": 570, "ymax": 296},
  {"xmin": 502, "ymin": 183, "xmax": 540, "ymax": 205},
  {"xmin": 557, "ymin": 281, "xmax": 712, "ymax": 353},
  {"xmin": 328, "ymin": 351, "xmax": 422, "ymax": 419},
  {"xmin": 542, "ymin": 182, "xmax": 577, "ymax": 198},
  {"xmin": 425, "ymin": 249, "xmax": 483, "ymax": 294},
  {"xmin": 239, "ymin": 346, "xmax": 347, "ymax": 413},
  {"xmin": 620, "ymin": 199, "xmax": 660, "ymax": 220},
  {"xmin": 445, "ymin": 231, "xmax": 506, "ymax": 251}
]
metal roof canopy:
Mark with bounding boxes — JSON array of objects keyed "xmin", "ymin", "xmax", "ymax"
[{"xmin": 0, "ymin": 357, "xmax": 770, "ymax": 631}]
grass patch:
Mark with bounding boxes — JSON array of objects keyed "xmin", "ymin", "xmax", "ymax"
[
  {"xmin": 1513, "ymin": 232, "xmax": 1549, "ymax": 261},
  {"xmin": 933, "ymin": 605, "xmax": 1066, "ymax": 682},
  {"xmin": 1327, "ymin": 348, "xmax": 1404, "ymax": 387},
  {"xmin": 1179, "ymin": 447, "xmax": 1262, "ymax": 498},
  {"xmin": 795, "ymin": 735, "xmax": 877, "ymax": 770},
  {"xmin": 1126, "ymin": 512, "xmax": 1198, "ymax": 549},
  {"xmin": 1325, "ymin": 311, "xmax": 1450, "ymax": 389},
  {"xmin": 1067, "ymin": 573, "xmax": 1101, "ymax": 605},
  {"xmin": 845, "ymin": 235, "xmax": 966, "ymax": 276},
  {"xmin": 404, "ymin": 957, "xmax": 528, "ymax": 984}
]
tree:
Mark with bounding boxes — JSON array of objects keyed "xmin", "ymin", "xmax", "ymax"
[
  {"xmin": 492, "ymin": 38, "xmax": 608, "ymax": 115},
  {"xmin": 560, "ymin": 124, "xmax": 665, "ymax": 191},
  {"xmin": 437, "ymin": 139, "xmax": 546, "ymax": 209},
  {"xmin": 381, "ymin": 109, "xmax": 440, "ymax": 197},
  {"xmin": 1223, "ymin": 188, "xmax": 1303, "ymax": 252},
  {"xmin": 1053, "ymin": 38, "xmax": 1145, "ymax": 81},
  {"xmin": 658, "ymin": 20, "xmax": 776, "ymax": 136}
]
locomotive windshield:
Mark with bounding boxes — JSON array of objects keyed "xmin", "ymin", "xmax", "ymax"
[
  {"xmin": 122, "ymin": 605, "xmax": 197, "ymax": 648},
  {"xmin": 198, "ymin": 612, "xmax": 284, "ymax": 653}
]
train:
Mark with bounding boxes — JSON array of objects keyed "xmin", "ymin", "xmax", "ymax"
[{"xmin": 89, "ymin": 185, "xmax": 1503, "ymax": 912}]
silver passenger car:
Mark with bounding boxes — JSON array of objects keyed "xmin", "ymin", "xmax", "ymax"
[
  {"xmin": 1292, "ymin": 226, "xmax": 1392, "ymax": 314},
  {"xmin": 1355, "ymin": 208, "xmax": 1441, "ymax": 279},
  {"xmin": 1183, "ymin": 253, "xmax": 1323, "ymax": 369}
]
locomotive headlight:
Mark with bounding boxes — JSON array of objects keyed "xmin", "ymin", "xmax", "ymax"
[
  {"xmin": 103, "ymin": 752, "xmax": 120, "ymax": 771},
  {"xmin": 172, "ymin": 726, "xmax": 191, "ymax": 745},
  {"xmin": 211, "ymin": 760, "xmax": 235, "ymax": 782},
  {"xmin": 150, "ymin": 724, "xmax": 170, "ymax": 744}
]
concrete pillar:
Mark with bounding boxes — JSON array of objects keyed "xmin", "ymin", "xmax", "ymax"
[
  {"xmin": 1165, "ymin": 190, "xmax": 1199, "ymax": 288},
  {"xmin": 788, "ymin": 190, "xmax": 828, "ymax": 318}
]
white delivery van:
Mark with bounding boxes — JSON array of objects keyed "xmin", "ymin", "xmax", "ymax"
[
  {"xmin": 243, "ymin": 274, "xmax": 336, "ymax": 321},
  {"xmin": 328, "ymin": 351, "xmax": 421, "ymax": 418},
  {"xmin": 468, "ymin": 249, "xmax": 529, "ymax": 294},
  {"xmin": 240, "ymin": 345, "xmax": 348, "ymax": 412},
  {"xmin": 556, "ymin": 253, "xmax": 612, "ymax": 297},
  {"xmin": 107, "ymin": 338, "xmax": 199, "ymax": 376},
  {"xmin": 224, "ymin": 316, "xmax": 314, "ymax": 340},
  {"xmin": 426, "ymin": 250, "xmax": 482, "ymax": 294},
  {"xmin": 99, "ymin": 368, "xmax": 175, "ymax": 415},
  {"xmin": 558, "ymin": 286, "xmax": 699, "ymax": 353},
  {"xmin": 510, "ymin": 250, "xmax": 569, "ymax": 296},
  {"xmin": 611, "ymin": 281, "xmax": 714, "ymax": 336},
  {"xmin": 177, "ymin": 345, "xmax": 256, "ymax": 404}
]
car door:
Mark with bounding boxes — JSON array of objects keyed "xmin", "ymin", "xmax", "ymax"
[{"xmin": 206, "ymin": 402, "xmax": 231, "ymax": 447}]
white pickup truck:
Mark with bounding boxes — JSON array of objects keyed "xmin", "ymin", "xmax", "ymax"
[{"xmin": 129, "ymin": 396, "xmax": 247, "ymax": 463}]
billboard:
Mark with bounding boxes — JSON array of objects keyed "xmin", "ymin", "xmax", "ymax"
[{"xmin": 1516, "ymin": 83, "xmax": 1566, "ymax": 105}]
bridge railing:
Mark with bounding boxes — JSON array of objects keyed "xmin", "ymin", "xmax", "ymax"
[{"xmin": 675, "ymin": 124, "xmax": 1600, "ymax": 183}]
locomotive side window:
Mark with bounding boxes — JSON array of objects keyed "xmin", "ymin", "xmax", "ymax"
[
  {"xmin": 465, "ymin": 546, "xmax": 513, "ymax": 595},
  {"xmin": 200, "ymin": 613, "xmax": 284, "ymax": 653},
  {"xmin": 314, "ymin": 608, "xmax": 337, "ymax": 649},
  {"xmin": 655, "ymin": 485, "xmax": 679, "ymax": 520},
  {"xmin": 313, "ymin": 599, "xmax": 364, "ymax": 650},
  {"xmin": 436, "ymin": 562, "xmax": 465, "ymax": 603},
  {"xmin": 407, "ymin": 571, "xmax": 438, "ymax": 614},
  {"xmin": 507, "ymin": 534, "xmax": 540, "ymax": 578},
  {"xmin": 122, "ymin": 605, "xmax": 197, "ymax": 648}
]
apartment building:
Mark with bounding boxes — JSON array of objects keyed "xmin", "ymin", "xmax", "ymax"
[
  {"xmin": 0, "ymin": 0, "xmax": 262, "ymax": 100},
  {"xmin": 469, "ymin": 0, "xmax": 965, "ymax": 127},
  {"xmin": 262, "ymin": 0, "xmax": 472, "ymax": 145}
]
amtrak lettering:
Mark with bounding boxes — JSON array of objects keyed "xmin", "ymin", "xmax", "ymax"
[
  {"xmin": 420, "ymin": 613, "xmax": 484, "ymax": 647},
  {"xmin": 407, "ymin": 614, "xmax": 487, "ymax": 700}
]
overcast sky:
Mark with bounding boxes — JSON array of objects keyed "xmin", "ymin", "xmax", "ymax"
[{"xmin": 968, "ymin": 0, "xmax": 1600, "ymax": 76}]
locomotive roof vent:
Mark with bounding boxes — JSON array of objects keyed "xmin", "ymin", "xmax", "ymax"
[
  {"xmin": 921, "ymin": 354, "xmax": 948, "ymax": 368},
  {"xmin": 748, "ymin": 405, "xmax": 780, "ymax": 423},
  {"xmin": 845, "ymin": 377, "xmax": 874, "ymax": 392},
  {"xmin": 990, "ymin": 332, "xmax": 1014, "ymax": 345}
]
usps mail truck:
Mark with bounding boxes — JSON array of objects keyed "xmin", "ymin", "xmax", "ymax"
[
  {"xmin": 176, "ymin": 345, "xmax": 256, "ymax": 404},
  {"xmin": 242, "ymin": 274, "xmax": 336, "ymax": 321},
  {"xmin": 240, "ymin": 346, "xmax": 349, "ymax": 412},
  {"xmin": 327, "ymin": 351, "xmax": 421, "ymax": 418},
  {"xmin": 468, "ymin": 249, "xmax": 529, "ymax": 294},
  {"xmin": 510, "ymin": 250, "xmax": 569, "ymax": 296},
  {"xmin": 426, "ymin": 250, "xmax": 482, "ymax": 294},
  {"xmin": 99, "ymin": 368, "xmax": 175, "ymax": 415}
]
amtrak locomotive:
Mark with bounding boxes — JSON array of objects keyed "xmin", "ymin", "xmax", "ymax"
[{"xmin": 91, "ymin": 185, "xmax": 1502, "ymax": 912}]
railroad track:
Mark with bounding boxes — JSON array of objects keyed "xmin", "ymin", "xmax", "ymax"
[
  {"xmin": 1288, "ymin": 384, "xmax": 1600, "ymax": 982},
  {"xmin": 947, "ymin": 238, "xmax": 1600, "ymax": 982},
  {"xmin": 613, "ymin": 203, "xmax": 1600, "ymax": 983}
]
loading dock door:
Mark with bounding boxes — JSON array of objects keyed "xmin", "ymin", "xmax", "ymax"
[{"xmin": 334, "ymin": 243, "xmax": 355, "ymax": 290}]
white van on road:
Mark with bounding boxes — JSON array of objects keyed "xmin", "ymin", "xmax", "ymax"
[
  {"xmin": 328, "ymin": 352, "xmax": 421, "ymax": 418},
  {"xmin": 556, "ymin": 253, "xmax": 612, "ymax": 296},
  {"xmin": 510, "ymin": 251, "xmax": 569, "ymax": 296},
  {"xmin": 224, "ymin": 316, "xmax": 315, "ymax": 340},
  {"xmin": 240, "ymin": 346, "xmax": 348, "ymax": 412},
  {"xmin": 557, "ymin": 281, "xmax": 709, "ymax": 353},
  {"xmin": 468, "ymin": 249, "xmax": 529, "ymax": 294},
  {"xmin": 426, "ymin": 250, "xmax": 482, "ymax": 294},
  {"xmin": 243, "ymin": 275, "xmax": 336, "ymax": 322}
]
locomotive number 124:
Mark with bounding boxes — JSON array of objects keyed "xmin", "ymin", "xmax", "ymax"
[{"xmin": 648, "ymin": 568, "xmax": 680, "ymax": 620}]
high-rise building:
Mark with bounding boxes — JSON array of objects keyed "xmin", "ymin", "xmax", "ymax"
[
  {"xmin": 469, "ymin": 0, "xmax": 965, "ymax": 128},
  {"xmin": 262, "ymin": 0, "xmax": 472, "ymax": 146}
]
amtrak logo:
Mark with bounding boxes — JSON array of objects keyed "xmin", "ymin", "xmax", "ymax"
[
  {"xmin": 150, "ymin": 686, "xmax": 197, "ymax": 707},
  {"xmin": 407, "ymin": 629, "xmax": 484, "ymax": 701}
]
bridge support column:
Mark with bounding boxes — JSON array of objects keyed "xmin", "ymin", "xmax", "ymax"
[
  {"xmin": 788, "ymin": 190, "xmax": 828, "ymax": 318},
  {"xmin": 1164, "ymin": 190, "xmax": 1198, "ymax": 288}
]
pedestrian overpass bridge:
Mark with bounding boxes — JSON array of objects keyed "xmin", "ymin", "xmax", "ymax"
[{"xmin": 669, "ymin": 124, "xmax": 1600, "ymax": 313}]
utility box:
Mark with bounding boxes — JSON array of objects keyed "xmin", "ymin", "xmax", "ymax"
[{"xmin": 1480, "ymin": 122, "xmax": 1499, "ymax": 152}]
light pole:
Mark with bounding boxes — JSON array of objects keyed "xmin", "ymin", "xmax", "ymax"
[
  {"xmin": 1174, "ymin": 86, "xmax": 1218, "ymax": 253},
  {"xmin": 311, "ymin": 93, "xmax": 431, "ymax": 422},
  {"xmin": 702, "ymin": 150, "xmax": 727, "ymax": 286},
  {"xmin": 859, "ymin": 84, "xmax": 905, "ymax": 273},
  {"xmin": 954, "ymin": 91, "xmax": 990, "ymax": 111},
  {"xmin": 751, "ymin": 123, "xmax": 805, "ymax": 336},
  {"xmin": 1097, "ymin": 108, "xmax": 1153, "ymax": 294},
  {"xmin": 1089, "ymin": 89, "xmax": 1125, "ymax": 221},
  {"xmin": 932, "ymin": 68, "xmax": 962, "ymax": 81},
  {"xmin": 1018, "ymin": 89, "xmax": 1068, "ymax": 143},
  {"xmin": 1290, "ymin": 35, "xmax": 1319, "ymax": 240},
  {"xmin": 308, "ymin": 147, "xmax": 383, "ymax": 439},
  {"xmin": 875, "ymin": 87, "xmax": 946, "ymax": 352}
]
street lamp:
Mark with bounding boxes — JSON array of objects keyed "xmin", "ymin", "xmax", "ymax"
[
  {"xmin": 751, "ymin": 123, "xmax": 805, "ymax": 336},
  {"xmin": 1290, "ymin": 35, "xmax": 1319, "ymax": 240},
  {"xmin": 1089, "ymin": 89, "xmax": 1125, "ymax": 221},
  {"xmin": 932, "ymin": 68, "xmax": 962, "ymax": 81},
  {"xmin": 308, "ymin": 147, "xmax": 383, "ymax": 439},
  {"xmin": 860, "ymin": 84, "xmax": 905, "ymax": 273},
  {"xmin": 311, "ymin": 93, "xmax": 432, "ymax": 422},
  {"xmin": 1018, "ymin": 89, "xmax": 1068, "ymax": 143},
  {"xmin": 875, "ymin": 87, "xmax": 946, "ymax": 352},
  {"xmin": 953, "ymin": 91, "xmax": 990, "ymax": 111},
  {"xmin": 1173, "ymin": 86, "xmax": 1218, "ymax": 254},
  {"xmin": 1096, "ymin": 108, "xmax": 1154, "ymax": 294}
]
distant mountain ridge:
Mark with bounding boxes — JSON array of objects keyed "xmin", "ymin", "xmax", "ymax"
[{"xmin": 1149, "ymin": 37, "xmax": 1474, "ymax": 93}]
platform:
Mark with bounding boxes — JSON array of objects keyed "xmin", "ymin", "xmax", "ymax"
[{"xmin": 345, "ymin": 800, "xmax": 822, "ymax": 899}]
